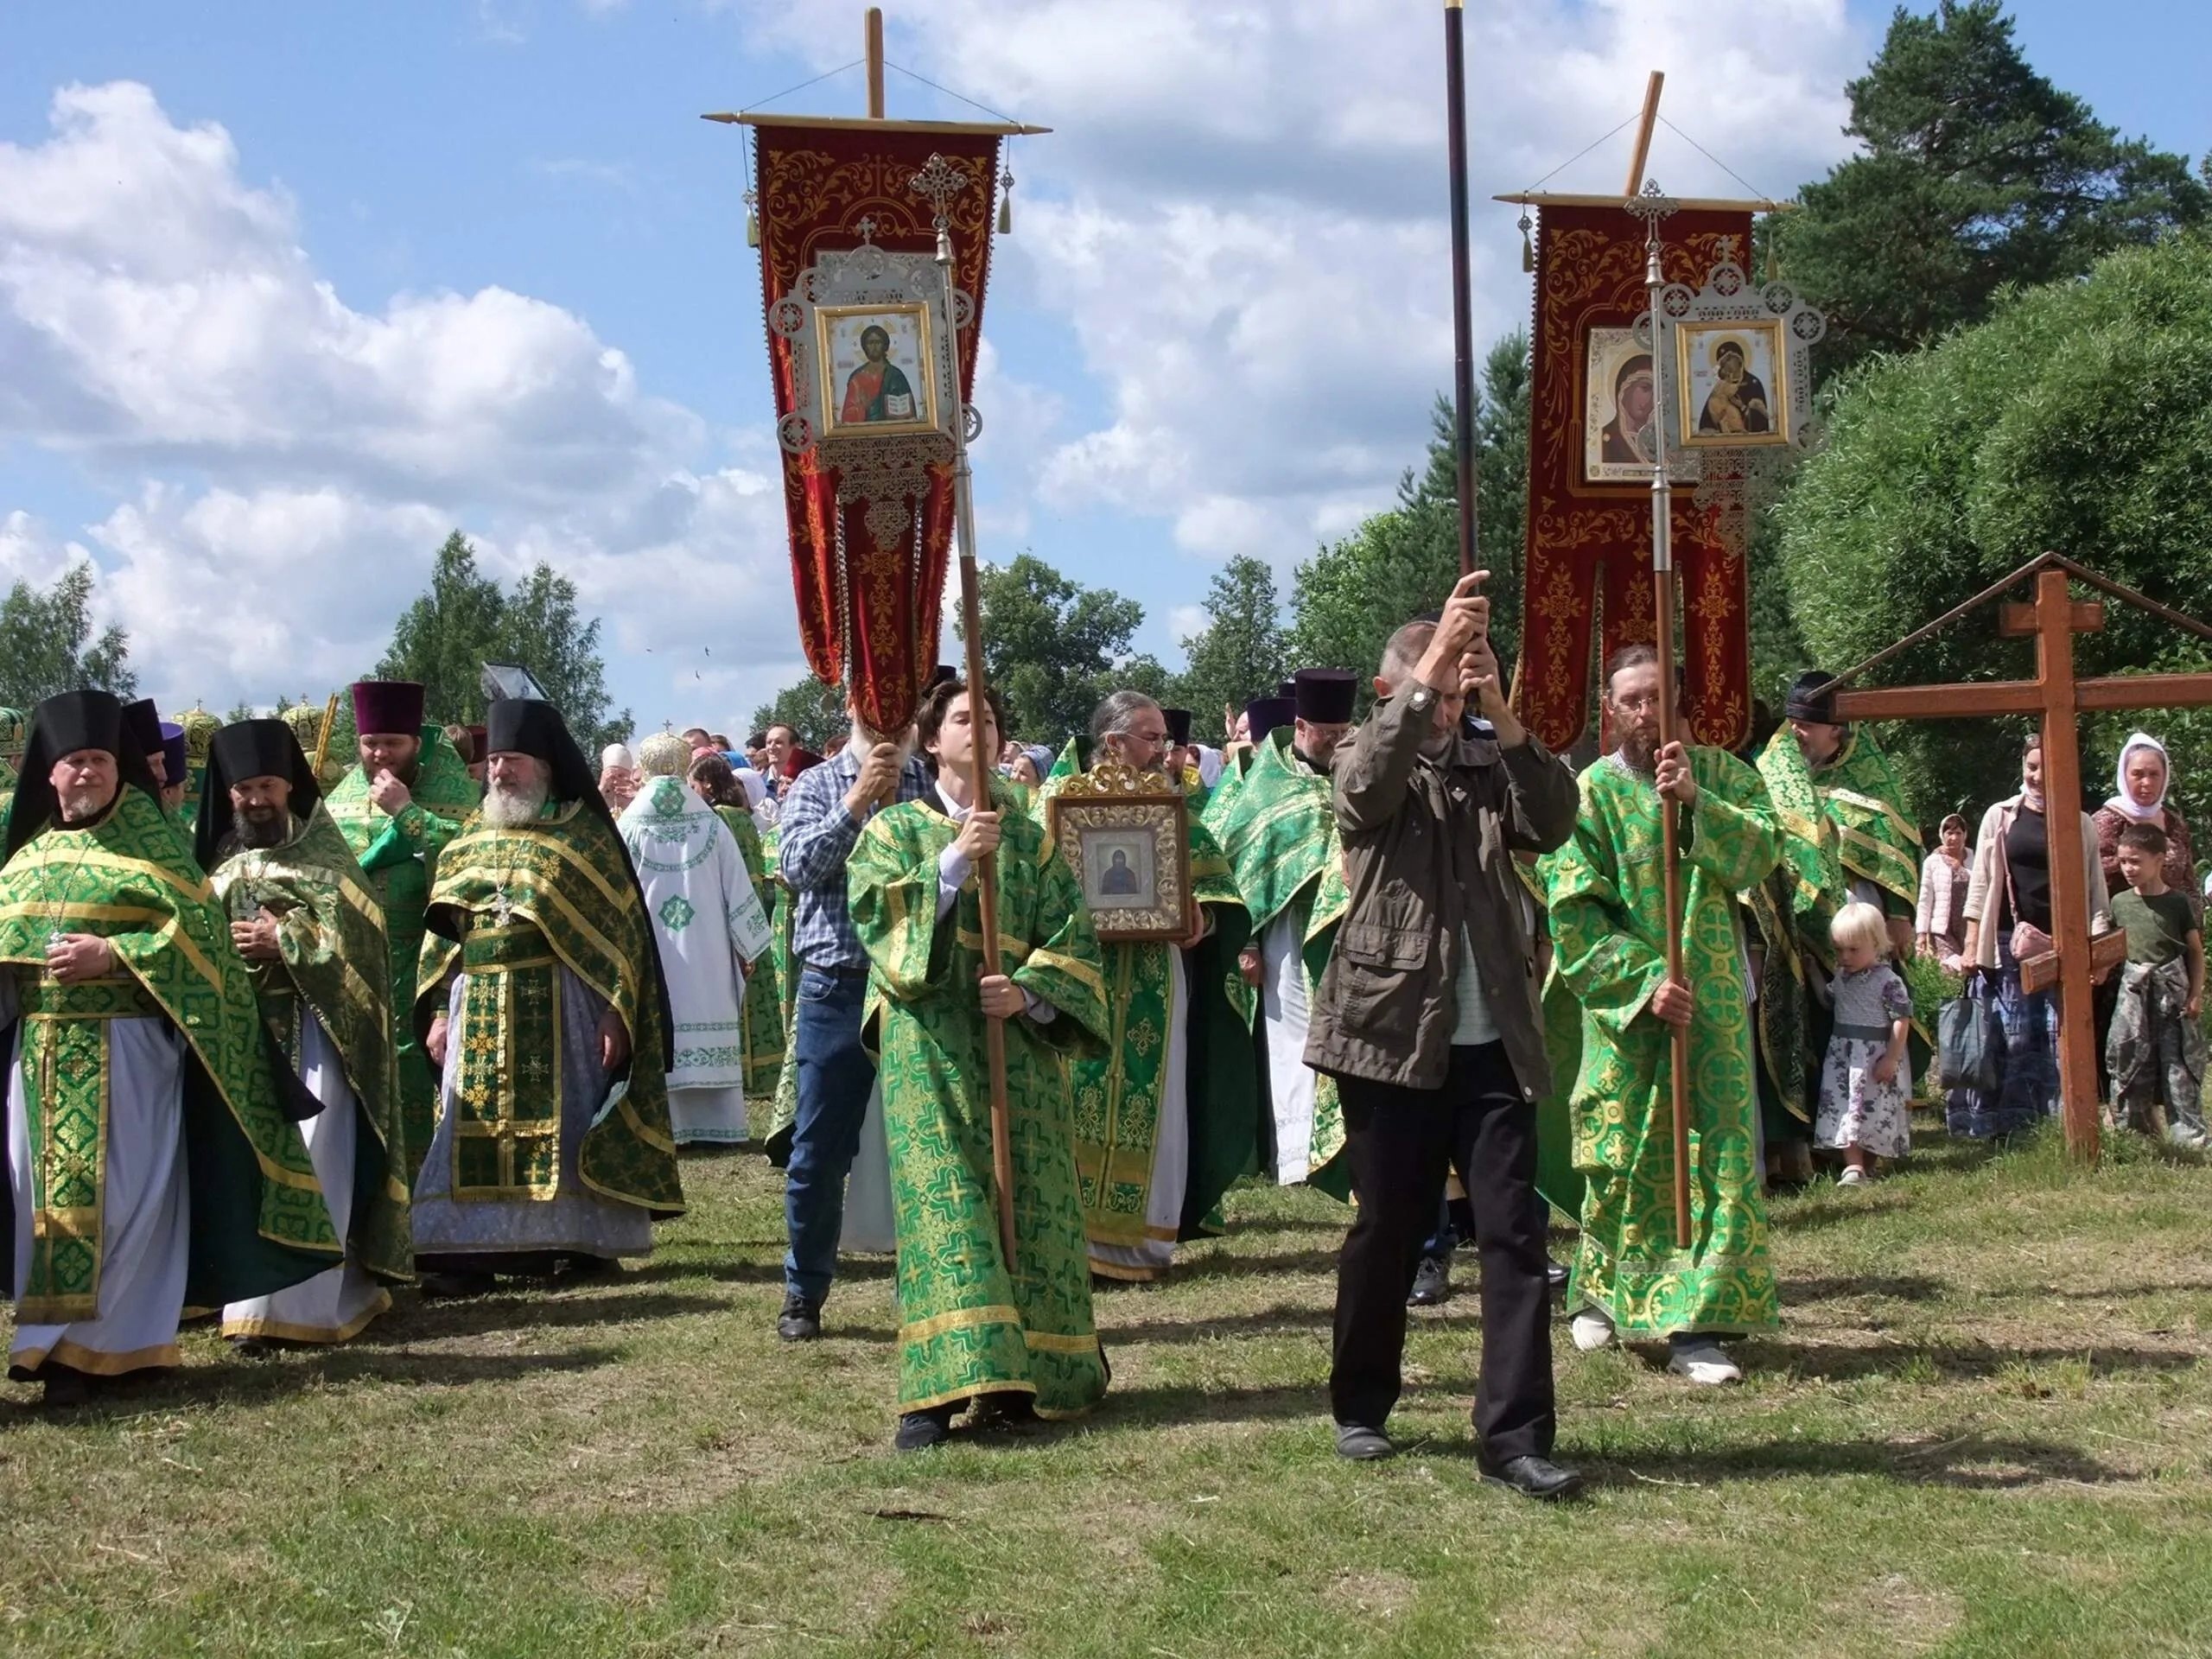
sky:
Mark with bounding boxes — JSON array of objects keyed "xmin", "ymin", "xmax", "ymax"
[{"xmin": 2, "ymin": 0, "xmax": 2207, "ymax": 742}]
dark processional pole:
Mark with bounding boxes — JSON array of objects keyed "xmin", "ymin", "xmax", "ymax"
[
  {"xmin": 1442, "ymin": 0, "xmax": 1478, "ymax": 578},
  {"xmin": 918, "ymin": 156, "xmax": 1020, "ymax": 1270}
]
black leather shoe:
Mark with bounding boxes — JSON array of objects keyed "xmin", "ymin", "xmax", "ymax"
[
  {"xmin": 776, "ymin": 1294, "xmax": 822, "ymax": 1342},
  {"xmin": 1408, "ymin": 1255, "xmax": 1452, "ymax": 1306},
  {"xmin": 1547, "ymin": 1260, "xmax": 1570, "ymax": 1292},
  {"xmin": 893, "ymin": 1406, "xmax": 956, "ymax": 1452},
  {"xmin": 227, "ymin": 1335, "xmax": 274, "ymax": 1358},
  {"xmin": 1478, "ymin": 1453, "xmax": 1585, "ymax": 1502},
  {"xmin": 1334, "ymin": 1422, "xmax": 1396, "ymax": 1461},
  {"xmin": 969, "ymin": 1392, "xmax": 1039, "ymax": 1431},
  {"xmin": 37, "ymin": 1367, "xmax": 95, "ymax": 1409}
]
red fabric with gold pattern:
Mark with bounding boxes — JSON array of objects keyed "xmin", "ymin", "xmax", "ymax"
[
  {"xmin": 1516, "ymin": 202, "xmax": 1753, "ymax": 753},
  {"xmin": 753, "ymin": 127, "xmax": 1000, "ymax": 734}
]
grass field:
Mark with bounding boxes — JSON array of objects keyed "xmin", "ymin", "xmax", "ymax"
[{"xmin": 3, "ymin": 1117, "xmax": 2211, "ymax": 1658}]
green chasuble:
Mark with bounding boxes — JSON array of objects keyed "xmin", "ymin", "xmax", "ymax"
[
  {"xmin": 0, "ymin": 789, "xmax": 341, "ymax": 1319},
  {"xmin": 1051, "ymin": 786, "xmax": 1257, "ymax": 1275},
  {"xmin": 1749, "ymin": 726, "xmax": 1925, "ymax": 1135},
  {"xmin": 208, "ymin": 804, "xmax": 412, "ymax": 1284},
  {"xmin": 715, "ymin": 804, "xmax": 786, "ymax": 1107},
  {"xmin": 327, "ymin": 727, "xmax": 479, "ymax": 1179},
  {"xmin": 849, "ymin": 779, "xmax": 1113, "ymax": 1418},
  {"xmin": 414, "ymin": 801, "xmax": 684, "ymax": 1217},
  {"xmin": 1538, "ymin": 749, "xmax": 1782, "ymax": 1338},
  {"xmin": 1213, "ymin": 728, "xmax": 1350, "ymax": 1194}
]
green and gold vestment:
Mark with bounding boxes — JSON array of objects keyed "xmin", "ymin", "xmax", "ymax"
[
  {"xmin": 1539, "ymin": 749, "xmax": 1782, "ymax": 1337},
  {"xmin": 0, "ymin": 788, "xmax": 341, "ymax": 1320},
  {"xmin": 715, "ymin": 803, "xmax": 786, "ymax": 1109},
  {"xmin": 415, "ymin": 801, "xmax": 683, "ymax": 1217},
  {"xmin": 849, "ymin": 780, "xmax": 1111, "ymax": 1417},
  {"xmin": 1211, "ymin": 728, "xmax": 1349, "ymax": 1195},
  {"xmin": 208, "ymin": 804, "xmax": 411, "ymax": 1283},
  {"xmin": 327, "ymin": 727, "xmax": 479, "ymax": 1177}
]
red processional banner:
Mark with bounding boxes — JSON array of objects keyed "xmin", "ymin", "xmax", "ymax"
[
  {"xmin": 1517, "ymin": 201, "xmax": 1755, "ymax": 753},
  {"xmin": 752, "ymin": 122, "xmax": 1001, "ymax": 734}
]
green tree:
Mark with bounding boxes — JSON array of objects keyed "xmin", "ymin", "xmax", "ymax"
[
  {"xmin": 377, "ymin": 532, "xmax": 505, "ymax": 725},
  {"xmin": 1774, "ymin": 231, "xmax": 2212, "ymax": 832},
  {"xmin": 500, "ymin": 563, "xmax": 629, "ymax": 753},
  {"xmin": 1287, "ymin": 331, "xmax": 1530, "ymax": 705},
  {"xmin": 1777, "ymin": 0, "xmax": 2209, "ymax": 381},
  {"xmin": 747, "ymin": 674, "xmax": 847, "ymax": 752},
  {"xmin": 376, "ymin": 531, "xmax": 630, "ymax": 751},
  {"xmin": 962, "ymin": 554, "xmax": 1153, "ymax": 743},
  {"xmin": 1170, "ymin": 554, "xmax": 1285, "ymax": 741},
  {"xmin": 0, "ymin": 563, "xmax": 137, "ymax": 707}
]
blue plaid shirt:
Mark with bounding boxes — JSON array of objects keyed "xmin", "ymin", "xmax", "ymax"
[{"xmin": 777, "ymin": 745, "xmax": 934, "ymax": 970}]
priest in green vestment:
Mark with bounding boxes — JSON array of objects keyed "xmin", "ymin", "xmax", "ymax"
[
  {"xmin": 1538, "ymin": 645, "xmax": 1782, "ymax": 1386},
  {"xmin": 1045, "ymin": 691, "xmax": 1257, "ymax": 1281},
  {"xmin": 412, "ymin": 698, "xmax": 682, "ymax": 1294},
  {"xmin": 686, "ymin": 748, "xmax": 788, "ymax": 1112},
  {"xmin": 326, "ymin": 679, "xmax": 479, "ymax": 1180},
  {"xmin": 848, "ymin": 678, "xmax": 1112, "ymax": 1451},
  {"xmin": 1211, "ymin": 680, "xmax": 1355, "ymax": 1195},
  {"xmin": 1745, "ymin": 671, "xmax": 1925, "ymax": 1184},
  {"xmin": 1, "ymin": 691, "xmax": 340, "ymax": 1403},
  {"xmin": 198, "ymin": 719, "xmax": 412, "ymax": 1345}
]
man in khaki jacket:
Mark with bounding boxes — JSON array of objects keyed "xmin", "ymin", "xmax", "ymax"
[{"xmin": 1305, "ymin": 572, "xmax": 1581, "ymax": 1501}]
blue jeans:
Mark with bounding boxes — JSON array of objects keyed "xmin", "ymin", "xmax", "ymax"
[{"xmin": 783, "ymin": 964, "xmax": 876, "ymax": 1305}]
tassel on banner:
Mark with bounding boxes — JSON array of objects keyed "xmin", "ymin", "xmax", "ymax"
[
  {"xmin": 745, "ymin": 189, "xmax": 761, "ymax": 249},
  {"xmin": 1765, "ymin": 223, "xmax": 1779, "ymax": 283},
  {"xmin": 998, "ymin": 168, "xmax": 1014, "ymax": 235},
  {"xmin": 1519, "ymin": 213, "xmax": 1534, "ymax": 273}
]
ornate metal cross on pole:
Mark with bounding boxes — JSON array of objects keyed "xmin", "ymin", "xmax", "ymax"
[{"xmin": 1821, "ymin": 554, "xmax": 2212, "ymax": 1162}]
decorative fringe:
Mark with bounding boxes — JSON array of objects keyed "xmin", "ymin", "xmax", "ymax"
[{"xmin": 1519, "ymin": 213, "xmax": 1534, "ymax": 273}]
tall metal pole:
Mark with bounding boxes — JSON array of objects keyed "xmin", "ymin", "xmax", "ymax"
[
  {"xmin": 1443, "ymin": 0, "xmax": 1478, "ymax": 578},
  {"xmin": 935, "ymin": 213, "xmax": 1019, "ymax": 1269},
  {"xmin": 1634, "ymin": 188, "xmax": 1694, "ymax": 1251}
]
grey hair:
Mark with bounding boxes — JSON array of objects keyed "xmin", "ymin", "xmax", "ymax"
[
  {"xmin": 1379, "ymin": 620, "xmax": 1436, "ymax": 689},
  {"xmin": 1090, "ymin": 690, "xmax": 1162, "ymax": 741}
]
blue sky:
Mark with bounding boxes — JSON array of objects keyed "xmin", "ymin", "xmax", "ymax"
[{"xmin": 1, "ymin": 0, "xmax": 2205, "ymax": 739}]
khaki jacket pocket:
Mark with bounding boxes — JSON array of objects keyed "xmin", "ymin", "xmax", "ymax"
[{"xmin": 1335, "ymin": 920, "xmax": 1430, "ymax": 1040}]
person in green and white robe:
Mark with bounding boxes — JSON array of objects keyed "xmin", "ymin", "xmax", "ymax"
[
  {"xmin": 619, "ymin": 733, "xmax": 772, "ymax": 1147},
  {"xmin": 849, "ymin": 679, "xmax": 1111, "ymax": 1451},
  {"xmin": 413, "ymin": 699, "xmax": 683, "ymax": 1294},
  {"xmin": 1538, "ymin": 645, "xmax": 1782, "ymax": 1386},
  {"xmin": 199, "ymin": 718, "xmax": 412, "ymax": 1346},
  {"xmin": 1040, "ymin": 691, "xmax": 1257, "ymax": 1281},
  {"xmin": 2, "ymin": 692, "xmax": 342, "ymax": 1404},
  {"xmin": 1214, "ymin": 677, "xmax": 1357, "ymax": 1193}
]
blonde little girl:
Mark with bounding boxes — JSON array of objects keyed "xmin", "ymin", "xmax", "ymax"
[{"xmin": 1815, "ymin": 901, "xmax": 1915, "ymax": 1184}]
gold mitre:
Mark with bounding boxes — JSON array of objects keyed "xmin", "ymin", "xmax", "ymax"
[{"xmin": 638, "ymin": 729, "xmax": 691, "ymax": 779}]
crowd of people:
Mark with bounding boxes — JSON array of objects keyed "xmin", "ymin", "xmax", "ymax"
[{"xmin": 0, "ymin": 581, "xmax": 2196, "ymax": 1503}]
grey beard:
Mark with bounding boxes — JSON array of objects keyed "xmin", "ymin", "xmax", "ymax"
[{"xmin": 482, "ymin": 779, "xmax": 550, "ymax": 825}]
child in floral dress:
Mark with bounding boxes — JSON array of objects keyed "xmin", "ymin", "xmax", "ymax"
[{"xmin": 1815, "ymin": 902, "xmax": 1915, "ymax": 1184}]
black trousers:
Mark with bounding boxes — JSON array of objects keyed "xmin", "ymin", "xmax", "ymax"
[{"xmin": 1328, "ymin": 1043, "xmax": 1555, "ymax": 1464}]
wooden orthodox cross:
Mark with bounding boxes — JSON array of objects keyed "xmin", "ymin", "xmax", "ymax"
[{"xmin": 1820, "ymin": 554, "xmax": 2212, "ymax": 1161}]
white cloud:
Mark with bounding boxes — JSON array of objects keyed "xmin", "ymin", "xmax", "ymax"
[{"xmin": 0, "ymin": 81, "xmax": 796, "ymax": 730}]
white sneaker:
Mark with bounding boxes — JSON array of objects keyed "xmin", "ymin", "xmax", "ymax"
[
  {"xmin": 1666, "ymin": 1338, "xmax": 1742, "ymax": 1386},
  {"xmin": 1570, "ymin": 1309, "xmax": 1615, "ymax": 1351},
  {"xmin": 1839, "ymin": 1166, "xmax": 1868, "ymax": 1185}
]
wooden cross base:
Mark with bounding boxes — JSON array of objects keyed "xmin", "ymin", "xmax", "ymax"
[{"xmin": 1832, "ymin": 564, "xmax": 2212, "ymax": 1162}]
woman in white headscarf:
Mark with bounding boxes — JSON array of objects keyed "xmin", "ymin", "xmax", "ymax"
[
  {"xmin": 2094, "ymin": 733, "xmax": 2197, "ymax": 918},
  {"xmin": 599, "ymin": 742, "xmax": 639, "ymax": 815}
]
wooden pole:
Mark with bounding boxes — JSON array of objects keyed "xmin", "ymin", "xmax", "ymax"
[
  {"xmin": 2034, "ymin": 568, "xmax": 2102, "ymax": 1160},
  {"xmin": 1443, "ymin": 0, "xmax": 1478, "ymax": 578},
  {"xmin": 311, "ymin": 690, "xmax": 340, "ymax": 779},
  {"xmin": 1624, "ymin": 70, "xmax": 1664, "ymax": 194},
  {"xmin": 935, "ymin": 218, "xmax": 1020, "ymax": 1268},
  {"xmin": 865, "ymin": 9, "xmax": 887, "ymax": 119}
]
